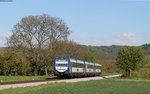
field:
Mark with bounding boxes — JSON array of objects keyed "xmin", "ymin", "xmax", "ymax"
[
  {"xmin": 0, "ymin": 76, "xmax": 56, "ymax": 82},
  {"xmin": 1, "ymin": 79, "xmax": 150, "ymax": 94}
]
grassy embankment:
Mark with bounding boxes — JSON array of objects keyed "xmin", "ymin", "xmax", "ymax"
[
  {"xmin": 101, "ymin": 72, "xmax": 120, "ymax": 76},
  {"xmin": 111, "ymin": 66, "xmax": 150, "ymax": 80},
  {"xmin": 0, "ymin": 76, "xmax": 56, "ymax": 82},
  {"xmin": 0, "ymin": 72, "xmax": 119, "ymax": 83},
  {"xmin": 1, "ymin": 79, "xmax": 150, "ymax": 94}
]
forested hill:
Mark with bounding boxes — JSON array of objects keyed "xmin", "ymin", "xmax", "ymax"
[
  {"xmin": 1, "ymin": 44, "xmax": 150, "ymax": 57},
  {"xmin": 0, "ymin": 47, "xmax": 5, "ymax": 52},
  {"xmin": 83, "ymin": 45, "xmax": 122, "ymax": 56},
  {"xmin": 81, "ymin": 44, "xmax": 150, "ymax": 57},
  {"xmin": 141, "ymin": 44, "xmax": 150, "ymax": 55}
]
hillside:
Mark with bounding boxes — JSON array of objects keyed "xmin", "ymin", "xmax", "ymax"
[
  {"xmin": 0, "ymin": 47, "xmax": 5, "ymax": 52},
  {"xmin": 83, "ymin": 44, "xmax": 150, "ymax": 57},
  {"xmin": 1, "ymin": 44, "xmax": 150, "ymax": 58},
  {"xmin": 82, "ymin": 44, "xmax": 150, "ymax": 64},
  {"xmin": 84, "ymin": 45, "xmax": 122, "ymax": 56}
]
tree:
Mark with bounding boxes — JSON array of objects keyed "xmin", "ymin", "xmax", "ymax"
[
  {"xmin": 8, "ymin": 14, "xmax": 70, "ymax": 76},
  {"xmin": 84, "ymin": 53, "xmax": 97, "ymax": 62},
  {"xmin": 0, "ymin": 48, "xmax": 30, "ymax": 76},
  {"xmin": 53, "ymin": 40, "xmax": 88, "ymax": 60},
  {"xmin": 116, "ymin": 46, "xmax": 145, "ymax": 78}
]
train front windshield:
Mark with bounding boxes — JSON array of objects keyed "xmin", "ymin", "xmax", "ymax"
[
  {"xmin": 55, "ymin": 59, "xmax": 68, "ymax": 67},
  {"xmin": 56, "ymin": 64, "xmax": 68, "ymax": 67}
]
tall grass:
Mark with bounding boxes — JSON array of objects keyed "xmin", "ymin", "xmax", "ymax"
[{"xmin": 131, "ymin": 67, "xmax": 150, "ymax": 80}]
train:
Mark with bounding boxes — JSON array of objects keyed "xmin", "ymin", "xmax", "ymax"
[{"xmin": 53, "ymin": 57, "xmax": 102, "ymax": 77}]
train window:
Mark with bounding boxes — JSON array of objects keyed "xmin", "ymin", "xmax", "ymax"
[
  {"xmin": 71, "ymin": 63, "xmax": 83, "ymax": 68},
  {"xmin": 56, "ymin": 59, "xmax": 68, "ymax": 62},
  {"xmin": 87, "ymin": 65, "xmax": 94, "ymax": 69},
  {"xmin": 96, "ymin": 66, "xmax": 101, "ymax": 69},
  {"xmin": 56, "ymin": 64, "xmax": 68, "ymax": 67}
]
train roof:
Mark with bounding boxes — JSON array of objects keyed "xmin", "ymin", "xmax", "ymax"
[
  {"xmin": 55, "ymin": 57, "xmax": 70, "ymax": 60},
  {"xmin": 55, "ymin": 57, "xmax": 100, "ymax": 65},
  {"xmin": 95, "ymin": 63, "xmax": 102, "ymax": 66},
  {"xmin": 76, "ymin": 60, "xmax": 84, "ymax": 63},
  {"xmin": 84, "ymin": 61, "xmax": 93, "ymax": 64}
]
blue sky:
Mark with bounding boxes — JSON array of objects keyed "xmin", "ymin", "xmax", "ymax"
[{"xmin": 0, "ymin": 0, "xmax": 150, "ymax": 47}]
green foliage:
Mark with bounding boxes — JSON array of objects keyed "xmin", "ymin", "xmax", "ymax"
[
  {"xmin": 1, "ymin": 43, "xmax": 150, "ymax": 76},
  {"xmin": 131, "ymin": 66, "xmax": 150, "ymax": 80},
  {"xmin": 100, "ymin": 72, "xmax": 119, "ymax": 76},
  {"xmin": 1, "ymin": 80, "xmax": 150, "ymax": 94},
  {"xmin": 84, "ymin": 53, "xmax": 97, "ymax": 62},
  {"xmin": 84, "ymin": 45, "xmax": 122, "ymax": 57},
  {"xmin": 116, "ymin": 46, "xmax": 145, "ymax": 77},
  {"xmin": 142, "ymin": 44, "xmax": 150, "ymax": 55},
  {"xmin": 100, "ymin": 61, "xmax": 118, "ymax": 73},
  {"xmin": 145, "ymin": 55, "xmax": 150, "ymax": 62},
  {"xmin": 0, "ymin": 48, "xmax": 30, "ymax": 75}
]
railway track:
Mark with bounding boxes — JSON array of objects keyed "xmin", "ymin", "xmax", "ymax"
[{"xmin": 0, "ymin": 74, "xmax": 121, "ymax": 90}]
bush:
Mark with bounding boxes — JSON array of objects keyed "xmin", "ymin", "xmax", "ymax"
[{"xmin": 131, "ymin": 67, "xmax": 150, "ymax": 79}]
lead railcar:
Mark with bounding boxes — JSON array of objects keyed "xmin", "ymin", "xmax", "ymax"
[{"xmin": 53, "ymin": 57, "xmax": 101, "ymax": 78}]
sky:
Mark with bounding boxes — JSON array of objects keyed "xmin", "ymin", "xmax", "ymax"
[{"xmin": 0, "ymin": 0, "xmax": 150, "ymax": 47}]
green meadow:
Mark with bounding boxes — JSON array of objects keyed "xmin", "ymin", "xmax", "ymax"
[{"xmin": 0, "ymin": 79, "xmax": 150, "ymax": 94}]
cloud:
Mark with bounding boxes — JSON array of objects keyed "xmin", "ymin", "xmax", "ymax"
[
  {"xmin": 109, "ymin": 32, "xmax": 143, "ymax": 45},
  {"xmin": 0, "ymin": 32, "xmax": 12, "ymax": 47},
  {"xmin": 71, "ymin": 39, "xmax": 82, "ymax": 44},
  {"xmin": 89, "ymin": 39, "xmax": 103, "ymax": 46},
  {"xmin": 90, "ymin": 32, "xmax": 143, "ymax": 46}
]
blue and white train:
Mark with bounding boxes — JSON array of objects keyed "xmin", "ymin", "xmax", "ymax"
[{"xmin": 53, "ymin": 57, "xmax": 101, "ymax": 77}]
